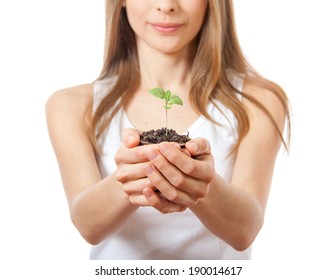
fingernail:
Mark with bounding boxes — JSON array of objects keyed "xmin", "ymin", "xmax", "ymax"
[
  {"xmin": 147, "ymin": 150, "xmax": 158, "ymax": 160},
  {"xmin": 181, "ymin": 149, "xmax": 191, "ymax": 157},
  {"xmin": 144, "ymin": 188, "xmax": 152, "ymax": 198},
  {"xmin": 159, "ymin": 143, "xmax": 169, "ymax": 155},
  {"xmin": 188, "ymin": 142, "xmax": 198, "ymax": 153},
  {"xmin": 144, "ymin": 164, "xmax": 154, "ymax": 175},
  {"xmin": 126, "ymin": 135, "xmax": 136, "ymax": 145},
  {"xmin": 172, "ymin": 143, "xmax": 181, "ymax": 150}
]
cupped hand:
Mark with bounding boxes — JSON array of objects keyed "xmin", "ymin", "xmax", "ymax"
[
  {"xmin": 143, "ymin": 138, "xmax": 215, "ymax": 211},
  {"xmin": 114, "ymin": 128, "xmax": 152, "ymax": 206},
  {"xmin": 114, "ymin": 128, "xmax": 189, "ymax": 213}
]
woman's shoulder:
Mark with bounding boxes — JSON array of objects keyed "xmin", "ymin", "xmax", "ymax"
[
  {"xmin": 46, "ymin": 83, "xmax": 93, "ymax": 116},
  {"xmin": 45, "ymin": 83, "xmax": 94, "ymax": 134},
  {"xmin": 242, "ymin": 76, "xmax": 287, "ymax": 114},
  {"xmin": 241, "ymin": 76, "xmax": 288, "ymax": 140}
]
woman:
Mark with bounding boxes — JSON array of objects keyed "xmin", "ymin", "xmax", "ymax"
[{"xmin": 46, "ymin": 0, "xmax": 290, "ymax": 259}]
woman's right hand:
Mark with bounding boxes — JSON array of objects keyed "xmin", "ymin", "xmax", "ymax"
[{"xmin": 114, "ymin": 128, "xmax": 155, "ymax": 206}]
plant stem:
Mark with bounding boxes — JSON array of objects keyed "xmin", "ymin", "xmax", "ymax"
[{"xmin": 165, "ymin": 102, "xmax": 168, "ymax": 135}]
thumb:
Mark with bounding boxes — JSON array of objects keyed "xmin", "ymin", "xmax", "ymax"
[
  {"xmin": 185, "ymin": 138, "xmax": 211, "ymax": 157},
  {"xmin": 122, "ymin": 127, "xmax": 141, "ymax": 148}
]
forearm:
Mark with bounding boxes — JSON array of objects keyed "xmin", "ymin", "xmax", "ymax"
[
  {"xmin": 190, "ymin": 174, "xmax": 264, "ymax": 251},
  {"xmin": 70, "ymin": 173, "xmax": 138, "ymax": 245}
]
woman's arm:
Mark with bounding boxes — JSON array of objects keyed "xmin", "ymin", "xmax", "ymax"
[{"xmin": 45, "ymin": 85, "xmax": 140, "ymax": 245}]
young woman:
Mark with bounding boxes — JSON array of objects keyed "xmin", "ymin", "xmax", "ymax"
[{"xmin": 46, "ymin": 0, "xmax": 290, "ymax": 259}]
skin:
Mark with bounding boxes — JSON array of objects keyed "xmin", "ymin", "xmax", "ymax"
[
  {"xmin": 45, "ymin": 0, "xmax": 286, "ymax": 250},
  {"xmin": 125, "ymin": 0, "xmax": 207, "ymax": 55}
]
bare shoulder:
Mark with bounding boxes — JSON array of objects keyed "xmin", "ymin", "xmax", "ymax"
[
  {"xmin": 242, "ymin": 77, "xmax": 287, "ymax": 129},
  {"xmin": 46, "ymin": 83, "xmax": 93, "ymax": 117},
  {"xmin": 45, "ymin": 83, "xmax": 94, "ymax": 148}
]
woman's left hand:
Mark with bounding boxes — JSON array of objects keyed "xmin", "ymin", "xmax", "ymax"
[{"xmin": 143, "ymin": 138, "xmax": 215, "ymax": 213}]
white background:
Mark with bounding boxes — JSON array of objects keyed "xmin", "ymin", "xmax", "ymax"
[{"xmin": 1, "ymin": 0, "xmax": 335, "ymax": 279}]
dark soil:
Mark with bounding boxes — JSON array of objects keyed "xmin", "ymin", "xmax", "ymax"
[{"xmin": 140, "ymin": 128, "xmax": 191, "ymax": 146}]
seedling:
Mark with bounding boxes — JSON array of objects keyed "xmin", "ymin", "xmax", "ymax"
[{"xmin": 149, "ymin": 87, "xmax": 183, "ymax": 134}]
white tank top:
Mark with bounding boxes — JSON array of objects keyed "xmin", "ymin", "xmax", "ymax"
[{"xmin": 90, "ymin": 75, "xmax": 252, "ymax": 259}]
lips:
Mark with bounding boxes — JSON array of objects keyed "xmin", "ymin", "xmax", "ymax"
[{"xmin": 150, "ymin": 23, "xmax": 183, "ymax": 34}]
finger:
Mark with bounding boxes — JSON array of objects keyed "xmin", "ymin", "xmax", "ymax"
[
  {"xmin": 128, "ymin": 194, "xmax": 151, "ymax": 207},
  {"xmin": 185, "ymin": 138, "xmax": 211, "ymax": 157},
  {"xmin": 114, "ymin": 163, "xmax": 147, "ymax": 183},
  {"xmin": 181, "ymin": 148, "xmax": 191, "ymax": 157},
  {"xmin": 144, "ymin": 161, "xmax": 199, "ymax": 206},
  {"xmin": 143, "ymin": 188, "xmax": 187, "ymax": 213},
  {"xmin": 114, "ymin": 144, "xmax": 158, "ymax": 164},
  {"xmin": 158, "ymin": 142, "xmax": 213, "ymax": 182},
  {"xmin": 121, "ymin": 127, "xmax": 142, "ymax": 148},
  {"xmin": 122, "ymin": 177, "xmax": 152, "ymax": 196}
]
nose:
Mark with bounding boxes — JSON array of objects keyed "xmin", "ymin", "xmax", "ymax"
[{"xmin": 156, "ymin": 0, "xmax": 177, "ymax": 13}]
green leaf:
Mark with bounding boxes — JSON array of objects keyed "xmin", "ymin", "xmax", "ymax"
[
  {"xmin": 164, "ymin": 90, "xmax": 171, "ymax": 102},
  {"xmin": 149, "ymin": 88, "xmax": 165, "ymax": 99},
  {"xmin": 164, "ymin": 105, "xmax": 172, "ymax": 109},
  {"xmin": 169, "ymin": 95, "xmax": 183, "ymax": 105}
]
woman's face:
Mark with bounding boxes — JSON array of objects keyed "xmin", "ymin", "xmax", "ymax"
[{"xmin": 124, "ymin": 0, "xmax": 207, "ymax": 55}]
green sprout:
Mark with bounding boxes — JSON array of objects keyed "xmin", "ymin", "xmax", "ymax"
[{"xmin": 149, "ymin": 87, "xmax": 183, "ymax": 134}]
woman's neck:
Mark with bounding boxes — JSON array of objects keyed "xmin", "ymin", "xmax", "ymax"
[{"xmin": 137, "ymin": 43, "xmax": 193, "ymax": 92}]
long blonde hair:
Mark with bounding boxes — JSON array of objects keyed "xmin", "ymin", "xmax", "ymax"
[{"xmin": 92, "ymin": 0, "xmax": 291, "ymax": 153}]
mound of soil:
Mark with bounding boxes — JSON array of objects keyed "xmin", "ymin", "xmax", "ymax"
[{"xmin": 140, "ymin": 128, "xmax": 191, "ymax": 146}]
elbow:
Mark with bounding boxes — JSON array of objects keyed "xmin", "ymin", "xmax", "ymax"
[
  {"xmin": 83, "ymin": 236, "xmax": 102, "ymax": 246},
  {"xmin": 79, "ymin": 229, "xmax": 102, "ymax": 246},
  {"xmin": 231, "ymin": 218, "xmax": 264, "ymax": 252},
  {"xmin": 231, "ymin": 234, "xmax": 256, "ymax": 251},
  {"xmin": 70, "ymin": 214, "xmax": 102, "ymax": 245},
  {"xmin": 69, "ymin": 202, "xmax": 104, "ymax": 246}
]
